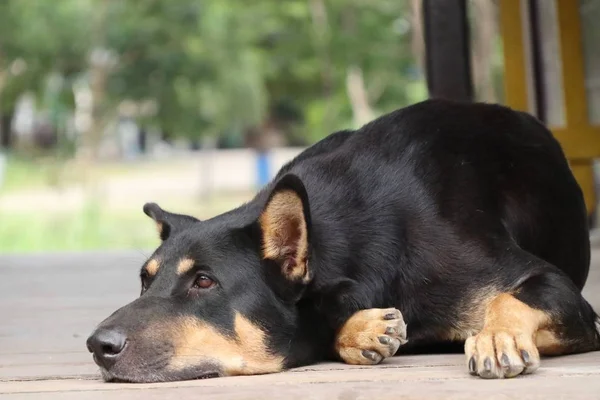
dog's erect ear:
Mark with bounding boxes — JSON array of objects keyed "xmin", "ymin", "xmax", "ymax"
[
  {"xmin": 259, "ymin": 174, "xmax": 312, "ymax": 284},
  {"xmin": 143, "ymin": 203, "xmax": 200, "ymax": 241}
]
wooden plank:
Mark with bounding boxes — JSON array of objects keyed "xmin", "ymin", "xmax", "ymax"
[
  {"xmin": 1, "ymin": 249, "xmax": 600, "ymax": 399},
  {"xmin": 2, "ymin": 354, "xmax": 600, "ymax": 399}
]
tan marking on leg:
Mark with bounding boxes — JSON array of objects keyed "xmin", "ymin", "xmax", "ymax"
[
  {"xmin": 535, "ymin": 329, "xmax": 565, "ymax": 356},
  {"xmin": 335, "ymin": 308, "xmax": 407, "ymax": 365},
  {"xmin": 176, "ymin": 258, "xmax": 194, "ymax": 275},
  {"xmin": 441, "ymin": 286, "xmax": 500, "ymax": 342},
  {"xmin": 145, "ymin": 259, "xmax": 160, "ymax": 277},
  {"xmin": 465, "ymin": 293, "xmax": 551, "ymax": 379},
  {"xmin": 168, "ymin": 312, "xmax": 284, "ymax": 376}
]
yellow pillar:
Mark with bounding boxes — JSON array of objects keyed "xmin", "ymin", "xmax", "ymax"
[
  {"xmin": 498, "ymin": 0, "xmax": 600, "ymax": 216},
  {"xmin": 555, "ymin": 0, "xmax": 597, "ymax": 216}
]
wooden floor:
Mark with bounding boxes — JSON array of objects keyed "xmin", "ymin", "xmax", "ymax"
[{"xmin": 2, "ymin": 244, "xmax": 600, "ymax": 399}]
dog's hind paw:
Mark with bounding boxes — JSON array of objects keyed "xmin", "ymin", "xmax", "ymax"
[
  {"xmin": 335, "ymin": 308, "xmax": 407, "ymax": 365},
  {"xmin": 465, "ymin": 330, "xmax": 540, "ymax": 379}
]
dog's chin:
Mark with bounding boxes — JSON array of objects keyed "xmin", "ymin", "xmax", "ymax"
[{"xmin": 99, "ymin": 366, "xmax": 222, "ymax": 383}]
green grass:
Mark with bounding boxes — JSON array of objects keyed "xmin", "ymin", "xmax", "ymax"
[
  {"xmin": 0, "ymin": 155, "xmax": 258, "ymax": 253},
  {"xmin": 0, "ymin": 205, "xmax": 161, "ymax": 253},
  {"xmin": 0, "ymin": 155, "xmax": 55, "ymax": 193},
  {"xmin": 0, "ymin": 153, "xmax": 217, "ymax": 194},
  {"xmin": 0, "ymin": 154, "xmax": 139, "ymax": 194},
  {"xmin": 0, "ymin": 194, "xmax": 255, "ymax": 254},
  {"xmin": 0, "ymin": 156, "xmax": 165, "ymax": 253}
]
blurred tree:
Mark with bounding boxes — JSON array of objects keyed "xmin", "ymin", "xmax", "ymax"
[
  {"xmin": 257, "ymin": 0, "xmax": 426, "ymax": 141},
  {"xmin": 0, "ymin": 0, "xmax": 92, "ymax": 149},
  {"xmin": 1, "ymin": 0, "xmax": 429, "ymax": 153},
  {"xmin": 105, "ymin": 0, "xmax": 425, "ymax": 147}
]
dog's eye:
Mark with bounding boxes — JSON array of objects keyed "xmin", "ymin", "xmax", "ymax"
[
  {"xmin": 193, "ymin": 274, "xmax": 215, "ymax": 290},
  {"xmin": 140, "ymin": 271, "xmax": 150, "ymax": 293}
]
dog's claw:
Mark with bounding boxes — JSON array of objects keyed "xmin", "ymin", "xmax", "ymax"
[
  {"xmin": 468, "ymin": 356, "xmax": 477, "ymax": 374},
  {"xmin": 484, "ymin": 357, "xmax": 493, "ymax": 372},
  {"xmin": 362, "ymin": 350, "xmax": 380, "ymax": 363},
  {"xmin": 379, "ymin": 336, "xmax": 391, "ymax": 345},
  {"xmin": 384, "ymin": 312, "xmax": 398, "ymax": 320}
]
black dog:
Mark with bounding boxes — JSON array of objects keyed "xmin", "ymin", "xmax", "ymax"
[{"xmin": 87, "ymin": 99, "xmax": 600, "ymax": 382}]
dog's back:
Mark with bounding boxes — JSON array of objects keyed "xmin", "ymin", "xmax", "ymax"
[{"xmin": 278, "ymin": 99, "xmax": 588, "ymax": 290}]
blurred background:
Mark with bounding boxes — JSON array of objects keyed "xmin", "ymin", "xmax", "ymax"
[{"xmin": 0, "ymin": 0, "xmax": 597, "ymax": 254}]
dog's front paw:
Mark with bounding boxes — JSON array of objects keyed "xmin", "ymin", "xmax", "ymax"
[
  {"xmin": 335, "ymin": 308, "xmax": 407, "ymax": 365},
  {"xmin": 465, "ymin": 330, "xmax": 540, "ymax": 379}
]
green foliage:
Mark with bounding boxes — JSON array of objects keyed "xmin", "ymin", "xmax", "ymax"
[
  {"xmin": 0, "ymin": 0, "xmax": 92, "ymax": 110},
  {"xmin": 0, "ymin": 0, "xmax": 426, "ymax": 145}
]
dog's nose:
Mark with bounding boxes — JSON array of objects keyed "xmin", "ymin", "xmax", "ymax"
[{"xmin": 86, "ymin": 329, "xmax": 127, "ymax": 369}]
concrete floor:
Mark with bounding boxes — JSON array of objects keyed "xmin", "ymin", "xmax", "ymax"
[{"xmin": 1, "ymin": 245, "xmax": 600, "ymax": 399}]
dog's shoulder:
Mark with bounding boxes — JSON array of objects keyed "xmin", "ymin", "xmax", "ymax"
[
  {"xmin": 277, "ymin": 99, "xmax": 538, "ymax": 176},
  {"xmin": 275, "ymin": 129, "xmax": 355, "ymax": 180}
]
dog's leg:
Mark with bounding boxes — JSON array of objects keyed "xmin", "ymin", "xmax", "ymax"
[
  {"xmin": 466, "ymin": 264, "xmax": 600, "ymax": 379},
  {"xmin": 334, "ymin": 308, "xmax": 408, "ymax": 365},
  {"xmin": 314, "ymin": 280, "xmax": 408, "ymax": 365}
]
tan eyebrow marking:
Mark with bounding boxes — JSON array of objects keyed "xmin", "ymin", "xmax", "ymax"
[
  {"xmin": 176, "ymin": 258, "xmax": 194, "ymax": 275},
  {"xmin": 145, "ymin": 259, "xmax": 160, "ymax": 276}
]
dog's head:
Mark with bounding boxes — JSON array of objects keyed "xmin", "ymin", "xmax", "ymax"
[{"xmin": 86, "ymin": 174, "xmax": 314, "ymax": 382}]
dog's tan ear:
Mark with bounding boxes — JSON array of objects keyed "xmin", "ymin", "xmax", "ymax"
[
  {"xmin": 143, "ymin": 203, "xmax": 200, "ymax": 241},
  {"xmin": 259, "ymin": 174, "xmax": 312, "ymax": 283}
]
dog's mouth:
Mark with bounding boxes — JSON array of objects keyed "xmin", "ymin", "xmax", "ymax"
[
  {"xmin": 104, "ymin": 372, "xmax": 221, "ymax": 383},
  {"xmin": 194, "ymin": 372, "xmax": 220, "ymax": 380},
  {"xmin": 99, "ymin": 365, "xmax": 222, "ymax": 383}
]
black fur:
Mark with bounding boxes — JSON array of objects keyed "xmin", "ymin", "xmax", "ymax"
[{"xmin": 87, "ymin": 99, "xmax": 600, "ymax": 382}]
